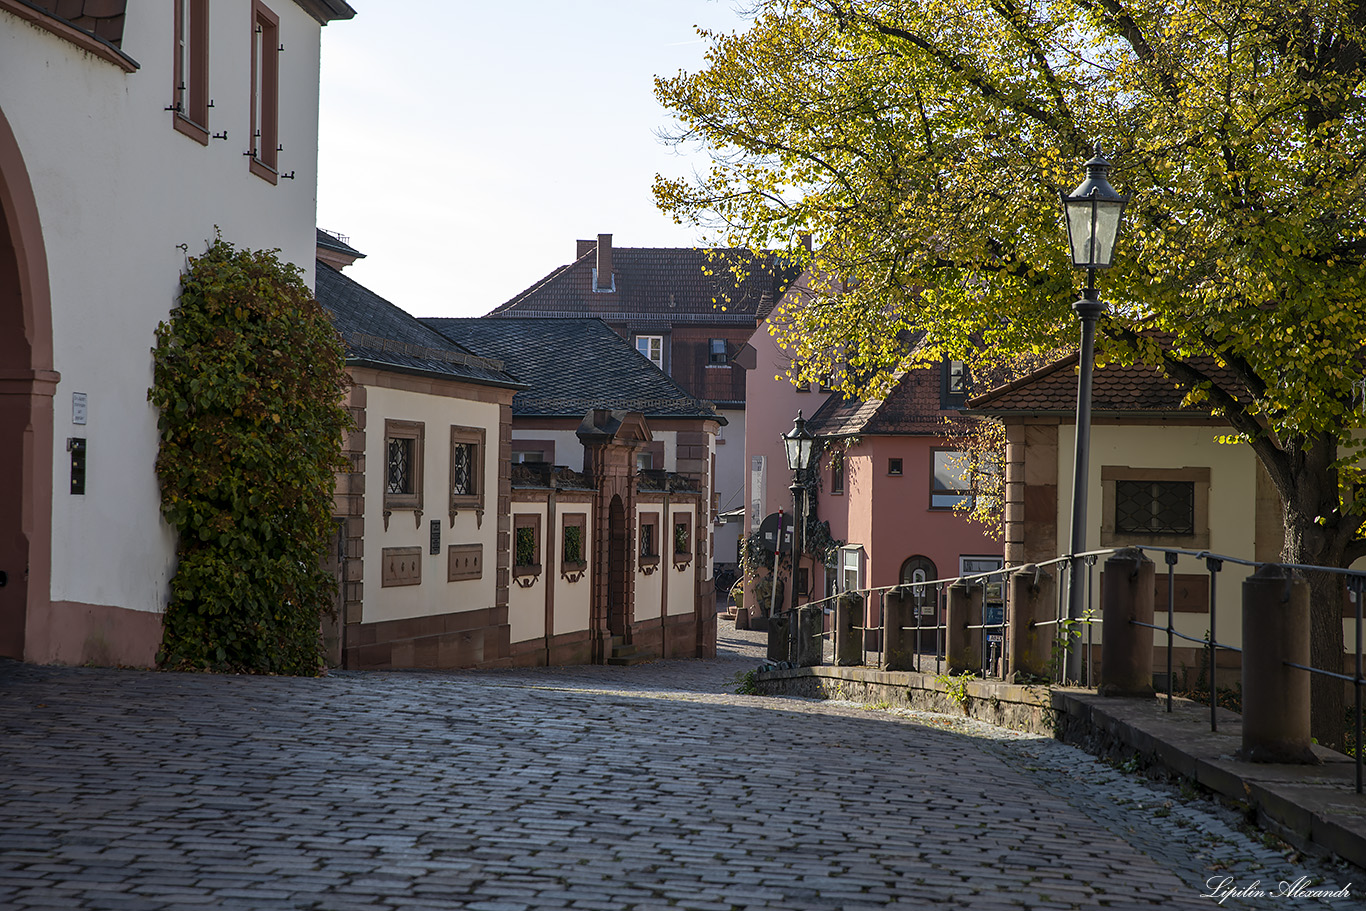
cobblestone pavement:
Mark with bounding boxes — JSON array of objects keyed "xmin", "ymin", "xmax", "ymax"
[{"xmin": 0, "ymin": 624, "xmax": 1360, "ymax": 910}]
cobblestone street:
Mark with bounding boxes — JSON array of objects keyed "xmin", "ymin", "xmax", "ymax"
[{"xmin": 0, "ymin": 626, "xmax": 1359, "ymax": 910}]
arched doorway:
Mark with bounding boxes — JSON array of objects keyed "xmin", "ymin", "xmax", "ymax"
[
  {"xmin": 0, "ymin": 105, "xmax": 56, "ymax": 661},
  {"xmin": 607, "ymin": 495, "xmax": 628, "ymax": 641},
  {"xmin": 899, "ymin": 555, "xmax": 938, "ymax": 616}
]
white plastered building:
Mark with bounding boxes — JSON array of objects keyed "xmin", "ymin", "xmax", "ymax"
[{"xmin": 0, "ymin": 0, "xmax": 354, "ymax": 666}]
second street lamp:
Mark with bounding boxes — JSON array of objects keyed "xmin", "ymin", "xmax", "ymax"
[{"xmin": 1060, "ymin": 143, "xmax": 1128, "ymax": 684}]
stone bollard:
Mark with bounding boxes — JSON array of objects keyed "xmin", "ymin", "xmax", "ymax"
[
  {"xmin": 790, "ymin": 604, "xmax": 823, "ymax": 667},
  {"xmin": 834, "ymin": 592, "xmax": 863, "ymax": 667},
  {"xmin": 1241, "ymin": 565, "xmax": 1317, "ymax": 763},
  {"xmin": 734, "ymin": 595, "xmax": 750, "ymax": 630},
  {"xmin": 946, "ymin": 582, "xmax": 983, "ymax": 676},
  {"xmin": 1099, "ymin": 548, "xmax": 1156, "ymax": 696},
  {"xmin": 1007, "ymin": 565, "xmax": 1054, "ymax": 681},
  {"xmin": 884, "ymin": 588, "xmax": 916, "ymax": 671},
  {"xmin": 766, "ymin": 612, "xmax": 789, "ymax": 663}
]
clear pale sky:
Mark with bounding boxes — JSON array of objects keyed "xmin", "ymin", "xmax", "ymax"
[{"xmin": 315, "ymin": 1, "xmax": 751, "ymax": 318}]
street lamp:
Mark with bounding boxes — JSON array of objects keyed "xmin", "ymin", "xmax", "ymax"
[
  {"xmin": 782, "ymin": 411, "xmax": 817, "ymax": 665},
  {"xmin": 782, "ymin": 411, "xmax": 816, "ymax": 614},
  {"xmin": 1060, "ymin": 143, "xmax": 1128, "ymax": 683}
]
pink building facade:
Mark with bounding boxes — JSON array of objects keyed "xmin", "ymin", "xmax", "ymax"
[{"xmin": 738, "ymin": 275, "xmax": 1001, "ymax": 634}]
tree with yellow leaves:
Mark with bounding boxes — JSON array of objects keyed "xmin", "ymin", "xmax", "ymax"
[{"xmin": 655, "ymin": 0, "xmax": 1366, "ymax": 745}]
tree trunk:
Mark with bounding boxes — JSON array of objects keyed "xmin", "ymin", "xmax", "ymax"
[
  {"xmin": 1303, "ymin": 567, "xmax": 1347, "ymax": 750},
  {"xmin": 1278, "ymin": 436, "xmax": 1353, "ymax": 750}
]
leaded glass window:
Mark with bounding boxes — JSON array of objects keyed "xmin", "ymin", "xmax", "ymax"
[
  {"xmin": 451, "ymin": 442, "xmax": 474, "ymax": 496},
  {"xmin": 1115, "ymin": 480, "xmax": 1195, "ymax": 535},
  {"xmin": 387, "ymin": 437, "xmax": 414, "ymax": 495}
]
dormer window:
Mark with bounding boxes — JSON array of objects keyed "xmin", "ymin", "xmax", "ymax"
[
  {"xmin": 941, "ymin": 359, "xmax": 969, "ymax": 408},
  {"xmin": 635, "ymin": 335, "xmax": 664, "ymax": 371}
]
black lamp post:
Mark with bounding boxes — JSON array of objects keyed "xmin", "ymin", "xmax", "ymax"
[
  {"xmin": 782, "ymin": 411, "xmax": 816, "ymax": 616},
  {"xmin": 782, "ymin": 411, "xmax": 817, "ymax": 665},
  {"xmin": 1060, "ymin": 144, "xmax": 1128, "ymax": 683}
]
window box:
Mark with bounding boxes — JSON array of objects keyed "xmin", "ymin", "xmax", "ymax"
[
  {"xmin": 673, "ymin": 513, "xmax": 693, "ymax": 570},
  {"xmin": 639, "ymin": 512, "xmax": 660, "ymax": 574},
  {"xmin": 513, "ymin": 513, "xmax": 542, "ymax": 586},
  {"xmin": 562, "ymin": 513, "xmax": 588, "ymax": 581}
]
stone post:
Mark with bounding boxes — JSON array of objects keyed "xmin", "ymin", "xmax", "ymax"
[
  {"xmin": 791, "ymin": 604, "xmax": 823, "ymax": 667},
  {"xmin": 946, "ymin": 582, "xmax": 983, "ymax": 676},
  {"xmin": 1099, "ymin": 548, "xmax": 1156, "ymax": 696},
  {"xmin": 884, "ymin": 589, "xmax": 915, "ymax": 671},
  {"xmin": 1007, "ymin": 565, "xmax": 1054, "ymax": 681},
  {"xmin": 1241, "ymin": 565, "xmax": 1317, "ymax": 763},
  {"xmin": 834, "ymin": 592, "xmax": 862, "ymax": 667},
  {"xmin": 766, "ymin": 612, "xmax": 788, "ymax": 663}
]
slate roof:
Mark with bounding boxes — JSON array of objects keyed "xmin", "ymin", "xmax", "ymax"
[
  {"xmin": 807, "ymin": 360, "xmax": 973, "ymax": 437},
  {"xmin": 314, "ymin": 262, "xmax": 523, "ymax": 389},
  {"xmin": 487, "ymin": 244, "xmax": 798, "ymax": 324},
  {"xmin": 966, "ymin": 353, "xmax": 1242, "ymax": 415},
  {"xmin": 316, "ymin": 229, "xmax": 365, "ymax": 261},
  {"xmin": 422, "ymin": 317, "xmax": 724, "ymax": 422}
]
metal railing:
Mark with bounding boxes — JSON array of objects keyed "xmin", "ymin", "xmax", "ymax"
[{"xmin": 762, "ymin": 545, "xmax": 1366, "ymax": 791}]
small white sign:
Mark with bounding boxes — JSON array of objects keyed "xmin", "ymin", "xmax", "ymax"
[{"xmin": 72, "ymin": 392, "xmax": 87, "ymax": 425}]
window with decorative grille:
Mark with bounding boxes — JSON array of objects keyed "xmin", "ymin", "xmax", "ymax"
[
  {"xmin": 383, "ymin": 420, "xmax": 424, "ymax": 512},
  {"xmin": 1115, "ymin": 480, "xmax": 1195, "ymax": 535},
  {"xmin": 451, "ymin": 442, "xmax": 474, "ymax": 496},
  {"xmin": 448, "ymin": 425, "xmax": 485, "ymax": 519},
  {"xmin": 387, "ymin": 438, "xmax": 413, "ymax": 495}
]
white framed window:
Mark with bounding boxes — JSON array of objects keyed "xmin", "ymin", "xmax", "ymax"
[
  {"xmin": 636, "ymin": 451, "xmax": 654, "ymax": 472},
  {"xmin": 839, "ymin": 545, "xmax": 864, "ymax": 593},
  {"xmin": 708, "ymin": 338, "xmax": 728, "ymax": 366},
  {"xmin": 931, "ymin": 449, "xmax": 971, "ymax": 509},
  {"xmin": 635, "ymin": 335, "xmax": 664, "ymax": 370}
]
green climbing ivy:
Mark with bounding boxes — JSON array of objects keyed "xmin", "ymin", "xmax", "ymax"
[{"xmin": 149, "ymin": 237, "xmax": 351, "ymax": 674}]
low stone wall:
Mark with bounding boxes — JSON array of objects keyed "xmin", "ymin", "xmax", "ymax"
[{"xmin": 754, "ymin": 666, "xmax": 1054, "ymax": 735}]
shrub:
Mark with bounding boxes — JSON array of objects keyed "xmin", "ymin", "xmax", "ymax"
[{"xmin": 150, "ymin": 237, "xmax": 350, "ymax": 674}]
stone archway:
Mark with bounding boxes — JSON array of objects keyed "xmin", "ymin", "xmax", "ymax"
[{"xmin": 0, "ymin": 105, "xmax": 56, "ymax": 661}]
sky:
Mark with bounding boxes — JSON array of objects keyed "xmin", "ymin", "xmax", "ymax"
[{"xmin": 315, "ymin": 1, "xmax": 754, "ymax": 319}]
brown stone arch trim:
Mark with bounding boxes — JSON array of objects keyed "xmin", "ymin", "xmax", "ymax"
[{"xmin": 0, "ymin": 104, "xmax": 55, "ymax": 662}]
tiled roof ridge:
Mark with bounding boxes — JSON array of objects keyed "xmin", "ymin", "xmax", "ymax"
[
  {"xmin": 967, "ymin": 353, "xmax": 1081, "ymax": 408},
  {"xmin": 488, "ymin": 249, "xmax": 594, "ymax": 315}
]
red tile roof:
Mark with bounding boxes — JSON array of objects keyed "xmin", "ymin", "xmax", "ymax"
[
  {"xmin": 809, "ymin": 361, "xmax": 974, "ymax": 437},
  {"xmin": 488, "ymin": 243, "xmax": 796, "ymax": 324},
  {"xmin": 967, "ymin": 353, "xmax": 1242, "ymax": 415}
]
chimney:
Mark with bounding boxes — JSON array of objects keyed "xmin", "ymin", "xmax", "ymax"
[
  {"xmin": 799, "ymin": 233, "xmax": 813, "ymax": 253},
  {"xmin": 595, "ymin": 233, "xmax": 613, "ymax": 292},
  {"xmin": 576, "ymin": 238, "xmax": 595, "ymax": 258}
]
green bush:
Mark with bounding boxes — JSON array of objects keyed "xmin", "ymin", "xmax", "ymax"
[{"xmin": 149, "ymin": 237, "xmax": 351, "ymax": 674}]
